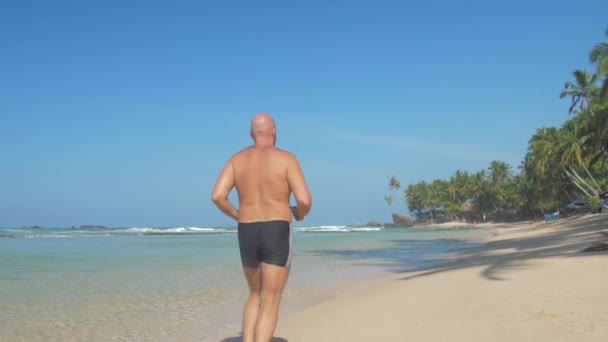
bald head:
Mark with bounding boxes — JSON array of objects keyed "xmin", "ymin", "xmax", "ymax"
[{"xmin": 250, "ymin": 113, "xmax": 276, "ymax": 141}]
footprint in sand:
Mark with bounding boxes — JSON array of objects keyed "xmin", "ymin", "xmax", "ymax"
[{"xmin": 529, "ymin": 310, "xmax": 560, "ymax": 320}]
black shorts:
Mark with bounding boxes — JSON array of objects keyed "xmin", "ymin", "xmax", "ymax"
[{"xmin": 238, "ymin": 220, "xmax": 293, "ymax": 268}]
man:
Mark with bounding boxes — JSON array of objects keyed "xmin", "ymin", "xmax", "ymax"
[{"xmin": 211, "ymin": 113, "xmax": 312, "ymax": 342}]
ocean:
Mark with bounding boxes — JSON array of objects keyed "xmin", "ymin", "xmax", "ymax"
[{"xmin": 0, "ymin": 225, "xmax": 485, "ymax": 341}]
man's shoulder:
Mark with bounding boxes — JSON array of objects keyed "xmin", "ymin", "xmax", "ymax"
[
  {"xmin": 228, "ymin": 147, "xmax": 293, "ymax": 166},
  {"xmin": 233, "ymin": 146, "xmax": 295, "ymax": 158},
  {"xmin": 273, "ymin": 148, "xmax": 300, "ymax": 165},
  {"xmin": 232, "ymin": 146, "xmax": 253, "ymax": 156},
  {"xmin": 273, "ymin": 147, "xmax": 296, "ymax": 157}
]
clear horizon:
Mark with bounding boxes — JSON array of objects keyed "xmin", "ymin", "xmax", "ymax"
[{"xmin": 2, "ymin": 0, "xmax": 607, "ymax": 227}]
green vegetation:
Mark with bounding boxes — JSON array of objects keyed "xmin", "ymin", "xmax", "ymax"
[{"xmin": 387, "ymin": 25, "xmax": 608, "ymax": 222}]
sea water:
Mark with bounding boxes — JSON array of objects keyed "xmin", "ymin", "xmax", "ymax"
[{"xmin": 0, "ymin": 225, "xmax": 485, "ymax": 341}]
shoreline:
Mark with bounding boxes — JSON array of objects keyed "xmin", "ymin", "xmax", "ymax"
[
  {"xmin": 274, "ymin": 214, "xmax": 608, "ymax": 341},
  {"xmin": 408, "ymin": 219, "xmax": 538, "ymax": 229}
]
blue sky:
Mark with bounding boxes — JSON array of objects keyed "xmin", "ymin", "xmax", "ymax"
[{"xmin": 1, "ymin": 0, "xmax": 607, "ymax": 228}]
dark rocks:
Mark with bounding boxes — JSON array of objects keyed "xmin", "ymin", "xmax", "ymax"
[
  {"xmin": 79, "ymin": 225, "xmax": 112, "ymax": 230},
  {"xmin": 391, "ymin": 213, "xmax": 416, "ymax": 227},
  {"xmin": 20, "ymin": 225, "xmax": 44, "ymax": 229},
  {"xmin": 362, "ymin": 214, "xmax": 416, "ymax": 228}
]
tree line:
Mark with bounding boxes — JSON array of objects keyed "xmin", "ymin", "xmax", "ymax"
[{"xmin": 386, "ymin": 25, "xmax": 608, "ymax": 222}]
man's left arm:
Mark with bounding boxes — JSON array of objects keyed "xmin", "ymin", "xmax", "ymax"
[{"xmin": 211, "ymin": 159, "xmax": 239, "ymax": 221}]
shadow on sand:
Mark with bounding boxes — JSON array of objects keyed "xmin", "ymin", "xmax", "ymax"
[
  {"xmin": 221, "ymin": 337, "xmax": 287, "ymax": 342},
  {"xmin": 311, "ymin": 214, "xmax": 608, "ymax": 282}
]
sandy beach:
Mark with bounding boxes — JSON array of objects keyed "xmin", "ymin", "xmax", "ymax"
[{"xmin": 275, "ymin": 214, "xmax": 608, "ymax": 342}]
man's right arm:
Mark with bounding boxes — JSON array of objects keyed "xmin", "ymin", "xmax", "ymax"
[
  {"xmin": 211, "ymin": 158, "xmax": 239, "ymax": 221},
  {"xmin": 286, "ymin": 154, "xmax": 312, "ymax": 221}
]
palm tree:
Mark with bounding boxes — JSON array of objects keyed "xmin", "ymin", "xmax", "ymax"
[
  {"xmin": 448, "ymin": 170, "xmax": 471, "ymax": 203},
  {"xmin": 388, "ymin": 175, "xmax": 401, "ymax": 190},
  {"xmin": 525, "ymin": 128, "xmax": 568, "ymax": 212},
  {"xmin": 385, "ymin": 175, "xmax": 402, "ymax": 206},
  {"xmin": 558, "ymin": 136, "xmax": 592, "ymax": 197},
  {"xmin": 528, "ymin": 127, "xmax": 561, "ymax": 179},
  {"xmin": 585, "ymin": 105, "xmax": 608, "ymax": 165},
  {"xmin": 512, "ymin": 166, "xmax": 540, "ymax": 218},
  {"xmin": 405, "ymin": 182, "xmax": 426, "ymax": 221},
  {"xmin": 560, "ymin": 69, "xmax": 599, "ymax": 114},
  {"xmin": 528, "ymin": 121, "xmax": 601, "ymax": 199},
  {"xmin": 428, "ymin": 180, "xmax": 448, "ymax": 221},
  {"xmin": 488, "ymin": 160, "xmax": 514, "ymax": 209},
  {"xmin": 467, "ymin": 170, "xmax": 493, "ymax": 218},
  {"xmin": 489, "ymin": 161, "xmax": 512, "ymax": 185},
  {"xmin": 590, "ymin": 26, "xmax": 608, "ymax": 98},
  {"xmin": 556, "ymin": 120, "xmax": 602, "ymax": 197}
]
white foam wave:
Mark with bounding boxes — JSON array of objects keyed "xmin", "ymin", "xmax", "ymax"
[
  {"xmin": 295, "ymin": 226, "xmax": 382, "ymax": 233},
  {"xmin": 0, "ymin": 227, "xmax": 236, "ymax": 239},
  {"xmin": 126, "ymin": 227, "xmax": 156, "ymax": 233},
  {"xmin": 125, "ymin": 227, "xmax": 231, "ymax": 234},
  {"xmin": 166, "ymin": 227, "xmax": 187, "ymax": 233},
  {"xmin": 25, "ymin": 234, "xmax": 75, "ymax": 238},
  {"xmin": 188, "ymin": 227, "xmax": 217, "ymax": 232},
  {"xmin": 351, "ymin": 227, "xmax": 382, "ymax": 232}
]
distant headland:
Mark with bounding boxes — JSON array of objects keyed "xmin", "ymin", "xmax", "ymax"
[
  {"xmin": 77, "ymin": 225, "xmax": 112, "ymax": 230},
  {"xmin": 20, "ymin": 225, "xmax": 44, "ymax": 229}
]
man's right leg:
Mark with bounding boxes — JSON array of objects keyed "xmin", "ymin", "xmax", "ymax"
[
  {"xmin": 255, "ymin": 262, "xmax": 290, "ymax": 342},
  {"xmin": 242, "ymin": 267, "xmax": 261, "ymax": 342}
]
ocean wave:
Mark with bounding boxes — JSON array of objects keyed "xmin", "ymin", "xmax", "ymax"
[
  {"xmin": 124, "ymin": 227, "xmax": 233, "ymax": 235},
  {"xmin": 295, "ymin": 226, "xmax": 382, "ymax": 233},
  {"xmin": 0, "ymin": 232, "xmax": 109, "ymax": 239},
  {"xmin": 350, "ymin": 227, "xmax": 382, "ymax": 232},
  {"xmin": 0, "ymin": 226, "xmax": 236, "ymax": 238},
  {"xmin": 188, "ymin": 227, "xmax": 218, "ymax": 232},
  {"xmin": 0, "ymin": 224, "xmax": 383, "ymax": 238}
]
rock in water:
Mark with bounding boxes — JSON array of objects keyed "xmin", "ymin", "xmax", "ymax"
[{"xmin": 391, "ymin": 213, "xmax": 415, "ymax": 227}]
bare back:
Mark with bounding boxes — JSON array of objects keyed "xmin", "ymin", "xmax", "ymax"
[{"xmin": 232, "ymin": 146, "xmax": 293, "ymax": 223}]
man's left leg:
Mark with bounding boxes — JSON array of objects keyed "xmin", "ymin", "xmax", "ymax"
[
  {"xmin": 254, "ymin": 262, "xmax": 290, "ymax": 342},
  {"xmin": 242, "ymin": 266, "xmax": 261, "ymax": 342}
]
